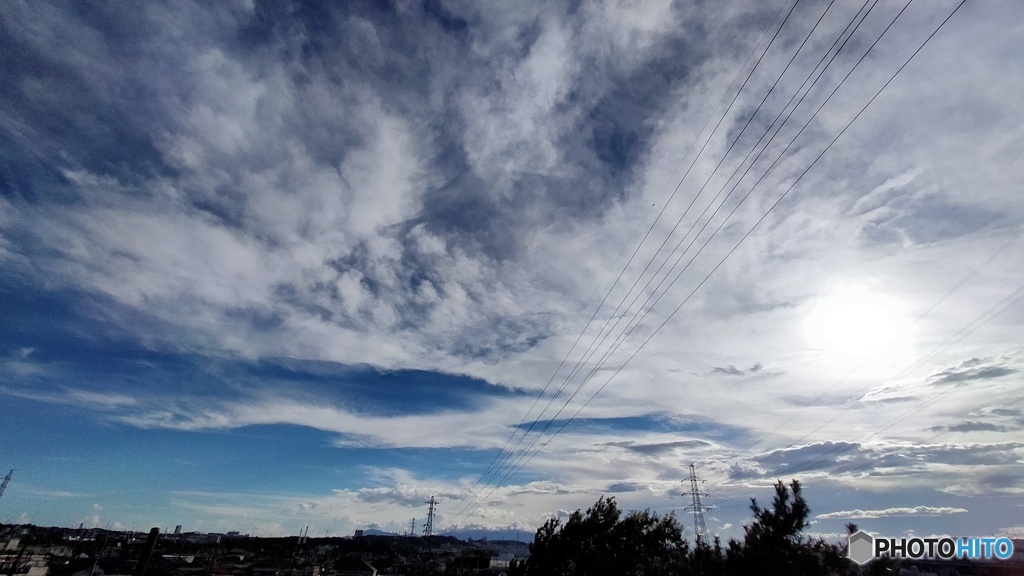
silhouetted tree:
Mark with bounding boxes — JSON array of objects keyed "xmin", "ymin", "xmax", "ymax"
[
  {"xmin": 723, "ymin": 480, "xmax": 854, "ymax": 576},
  {"xmin": 517, "ymin": 481, "xmax": 866, "ymax": 576},
  {"xmin": 512, "ymin": 496, "xmax": 690, "ymax": 576},
  {"xmin": 691, "ymin": 536, "xmax": 725, "ymax": 576}
]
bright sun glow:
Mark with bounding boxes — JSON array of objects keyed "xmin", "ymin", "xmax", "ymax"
[{"xmin": 804, "ymin": 287, "xmax": 910, "ymax": 359}]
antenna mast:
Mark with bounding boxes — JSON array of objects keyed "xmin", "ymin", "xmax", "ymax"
[{"xmin": 683, "ymin": 464, "xmax": 713, "ymax": 547}]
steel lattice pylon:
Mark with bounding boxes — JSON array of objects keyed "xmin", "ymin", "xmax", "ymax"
[
  {"xmin": 683, "ymin": 464, "xmax": 714, "ymax": 547},
  {"xmin": 423, "ymin": 496, "xmax": 437, "ymax": 537}
]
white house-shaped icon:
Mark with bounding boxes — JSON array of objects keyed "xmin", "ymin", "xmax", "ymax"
[{"xmin": 848, "ymin": 530, "xmax": 874, "ymax": 565}]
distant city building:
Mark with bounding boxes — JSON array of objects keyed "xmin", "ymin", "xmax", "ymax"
[
  {"xmin": 490, "ymin": 553, "xmax": 518, "ymax": 569},
  {"xmin": 354, "ymin": 529, "xmax": 364, "ymax": 538}
]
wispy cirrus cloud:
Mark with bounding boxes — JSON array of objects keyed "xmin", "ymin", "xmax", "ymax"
[{"xmin": 0, "ymin": 386, "xmax": 138, "ymax": 411}]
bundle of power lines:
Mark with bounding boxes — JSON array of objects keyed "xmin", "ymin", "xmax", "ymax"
[{"xmin": 442, "ymin": 0, "xmax": 1012, "ymax": 528}]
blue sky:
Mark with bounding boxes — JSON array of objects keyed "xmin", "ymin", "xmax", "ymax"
[{"xmin": 2, "ymin": 0, "xmax": 1024, "ymax": 543}]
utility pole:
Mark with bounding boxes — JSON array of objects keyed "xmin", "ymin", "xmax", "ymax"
[
  {"xmin": 422, "ymin": 496, "xmax": 437, "ymax": 537},
  {"xmin": 0, "ymin": 470, "xmax": 12, "ymax": 502},
  {"xmin": 134, "ymin": 527, "xmax": 160, "ymax": 576},
  {"xmin": 88, "ymin": 533, "xmax": 110, "ymax": 576},
  {"xmin": 683, "ymin": 464, "xmax": 713, "ymax": 547}
]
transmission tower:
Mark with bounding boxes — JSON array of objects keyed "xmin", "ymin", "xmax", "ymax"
[
  {"xmin": 408, "ymin": 518, "xmax": 416, "ymax": 537},
  {"xmin": 422, "ymin": 496, "xmax": 437, "ymax": 537},
  {"xmin": 683, "ymin": 464, "xmax": 713, "ymax": 546},
  {"xmin": 0, "ymin": 470, "xmax": 12, "ymax": 502}
]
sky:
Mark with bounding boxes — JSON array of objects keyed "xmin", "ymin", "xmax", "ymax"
[{"xmin": 1, "ymin": 0, "xmax": 1023, "ymax": 544}]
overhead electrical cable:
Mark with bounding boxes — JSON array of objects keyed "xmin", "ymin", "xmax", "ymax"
[
  {"xmin": 451, "ymin": 0, "xmax": 848, "ymax": 521},
  {"xmin": 483, "ymin": 0, "xmax": 968, "ymax": 517},
  {"xmin": 524, "ymin": 0, "xmax": 932, "ymax": 454},
  {"xmin": 707, "ymin": 269, "xmax": 1024, "ymax": 511},
  {"xmin": 446, "ymin": 0, "xmax": 796, "ymax": 520},
  {"xmin": 539, "ymin": 0, "xmax": 881, "ymax": 427},
  {"xmin": 528, "ymin": 0, "xmax": 843, "ymax": 432},
  {"xmin": 480, "ymin": 0, "xmax": 913, "ymax": 502},
  {"xmin": 455, "ymin": 0, "xmax": 967, "ymax": 524},
  {"xmin": 477, "ymin": 0, "xmax": 866, "ymax": 507},
  {"xmin": 446, "ymin": 0, "xmax": 802, "ymax": 521},
  {"xmin": 746, "ymin": 282, "xmax": 1024, "ymax": 489},
  {"xmin": 737, "ymin": 223, "xmax": 1024, "ymax": 468},
  {"xmin": 726, "ymin": 147, "xmax": 1024, "ymax": 461}
]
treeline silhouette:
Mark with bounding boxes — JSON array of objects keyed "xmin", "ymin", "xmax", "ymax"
[{"xmin": 509, "ymin": 480, "xmax": 908, "ymax": 576}]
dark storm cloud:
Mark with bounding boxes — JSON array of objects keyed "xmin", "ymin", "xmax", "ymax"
[
  {"xmin": 712, "ymin": 365, "xmax": 745, "ymax": 376},
  {"xmin": 604, "ymin": 439, "xmax": 712, "ymax": 456},
  {"xmin": 928, "ymin": 421, "xmax": 1009, "ymax": 434},
  {"xmin": 729, "ymin": 440, "xmax": 1024, "ymax": 480},
  {"xmin": 702, "ymin": 363, "xmax": 765, "ymax": 377},
  {"xmin": 861, "ymin": 395, "xmax": 918, "ymax": 404},
  {"xmin": 783, "ymin": 392, "xmax": 860, "ymax": 407},
  {"xmin": 606, "ymin": 482, "xmax": 643, "ymax": 493},
  {"xmin": 450, "ymin": 314, "xmax": 553, "ymax": 363},
  {"xmin": 971, "ymin": 472, "xmax": 1024, "ymax": 493},
  {"xmin": 519, "ymin": 414, "xmax": 748, "ymax": 445},
  {"xmin": 928, "ymin": 358, "xmax": 1017, "ymax": 386},
  {"xmin": 971, "ymin": 407, "xmax": 1024, "ymax": 431},
  {"xmin": 355, "ymin": 484, "xmax": 464, "ymax": 507}
]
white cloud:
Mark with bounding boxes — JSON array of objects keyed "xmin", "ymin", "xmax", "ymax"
[
  {"xmin": 816, "ymin": 506, "xmax": 968, "ymax": 520},
  {"xmin": 1, "ymin": 0, "xmax": 1023, "ymax": 536},
  {"xmin": 998, "ymin": 525, "xmax": 1024, "ymax": 538}
]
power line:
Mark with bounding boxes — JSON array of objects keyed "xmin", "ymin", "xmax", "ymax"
[
  {"xmin": 516, "ymin": 0, "xmax": 843, "ymax": 450},
  {"xmin": 706, "ymin": 246, "xmax": 1022, "ymax": 511},
  {"xmin": 454, "ymin": 0, "xmax": 936, "ymax": 525},
  {"xmin": 511, "ymin": 0, "xmax": 884, "ymax": 457},
  {"xmin": 479, "ymin": 0, "xmax": 924, "ymax": 510},
  {"xmin": 707, "ymin": 277, "xmax": 1024, "ymax": 510},
  {"xmin": 804, "ymin": 392, "xmax": 1024, "ymax": 490},
  {"xmin": 684, "ymin": 131, "xmax": 1017, "ymax": 493},
  {"xmin": 765, "ymin": 279, "xmax": 1024, "ymax": 479},
  {"xmin": 736, "ymin": 164, "xmax": 1024, "ymax": 457},
  {"xmin": 731, "ymin": 225, "xmax": 1024, "ymax": 481},
  {"xmin": 540, "ymin": 0, "xmax": 966, "ymax": 473},
  {"xmin": 451, "ymin": 0, "xmax": 834, "ymax": 522},
  {"xmin": 0, "ymin": 470, "xmax": 12, "ymax": 503},
  {"xmin": 447, "ymin": 0, "xmax": 801, "ymax": 522}
]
